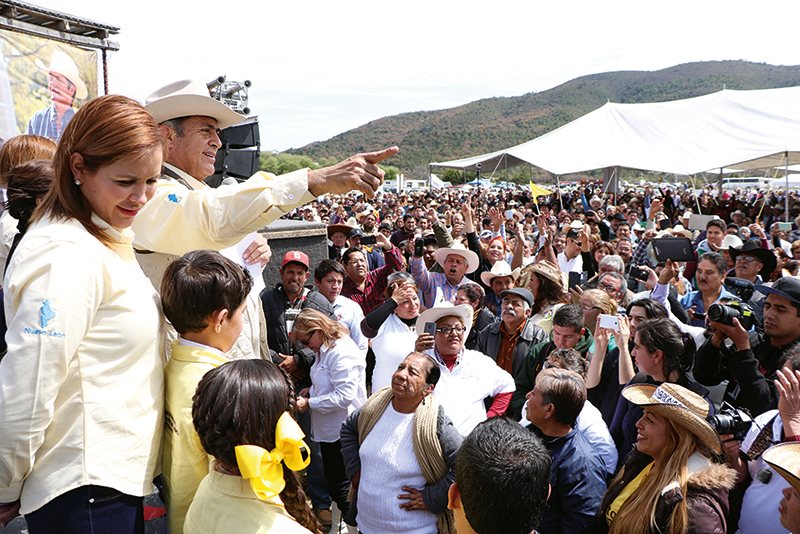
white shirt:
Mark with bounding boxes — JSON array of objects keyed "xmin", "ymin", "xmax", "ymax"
[
  {"xmin": 558, "ymin": 251, "xmax": 583, "ymax": 273},
  {"xmin": 309, "ymin": 336, "xmax": 367, "ymax": 442},
  {"xmin": 576, "ymin": 401, "xmax": 618, "ymax": 475},
  {"xmin": 358, "ymin": 405, "xmax": 436, "ymax": 534},
  {"xmin": 333, "ymin": 295, "xmax": 368, "ymax": 357},
  {"xmin": 0, "ymin": 215, "xmax": 163, "ymax": 513},
  {"xmin": 426, "ymin": 348, "xmax": 515, "ymax": 435},
  {"xmin": 736, "ymin": 410, "xmax": 790, "ymax": 534},
  {"xmin": 371, "ymin": 313, "xmax": 417, "ymax": 392}
]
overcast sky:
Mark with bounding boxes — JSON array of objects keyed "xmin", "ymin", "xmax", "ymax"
[{"xmin": 34, "ymin": 0, "xmax": 800, "ymax": 152}]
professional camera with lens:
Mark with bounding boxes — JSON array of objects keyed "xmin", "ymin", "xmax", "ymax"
[
  {"xmin": 710, "ymin": 402, "xmax": 753, "ymax": 442},
  {"xmin": 707, "ymin": 301, "xmax": 755, "ymax": 331}
]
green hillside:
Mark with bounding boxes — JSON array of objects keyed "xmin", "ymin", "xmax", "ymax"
[{"xmin": 284, "ymin": 60, "xmax": 800, "ymax": 174}]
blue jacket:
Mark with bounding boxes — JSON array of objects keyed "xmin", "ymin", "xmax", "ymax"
[{"xmin": 527, "ymin": 425, "xmax": 607, "ymax": 534}]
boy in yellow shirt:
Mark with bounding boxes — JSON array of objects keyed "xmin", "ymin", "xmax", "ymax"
[{"xmin": 160, "ymin": 249, "xmax": 253, "ymax": 534}]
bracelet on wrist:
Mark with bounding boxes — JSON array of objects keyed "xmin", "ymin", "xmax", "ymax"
[{"xmin": 785, "ymin": 435, "xmax": 800, "ymax": 442}]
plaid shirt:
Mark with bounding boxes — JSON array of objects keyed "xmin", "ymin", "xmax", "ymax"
[
  {"xmin": 342, "ymin": 245, "xmax": 403, "ymax": 315},
  {"xmin": 410, "ymin": 255, "xmax": 467, "ymax": 308},
  {"xmin": 631, "ymin": 237, "xmax": 652, "ymax": 267}
]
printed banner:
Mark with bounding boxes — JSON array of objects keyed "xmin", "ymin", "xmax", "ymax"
[{"xmin": 1, "ymin": 30, "xmax": 98, "ymax": 143}]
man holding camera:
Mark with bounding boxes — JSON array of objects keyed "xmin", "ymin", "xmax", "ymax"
[
  {"xmin": 694, "ymin": 277, "xmax": 800, "ymax": 416},
  {"xmin": 680, "ymin": 252, "xmax": 737, "ymax": 327},
  {"xmin": 729, "ymin": 241, "xmax": 777, "ymax": 332}
]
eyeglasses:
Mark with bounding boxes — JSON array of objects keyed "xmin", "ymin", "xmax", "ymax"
[
  {"xmin": 436, "ymin": 325, "xmax": 465, "ymax": 335},
  {"xmin": 598, "ymin": 283, "xmax": 621, "ymax": 294},
  {"xmin": 735, "ymin": 255, "xmax": 759, "ymax": 263},
  {"xmin": 299, "ymin": 331, "xmax": 316, "ymax": 347}
]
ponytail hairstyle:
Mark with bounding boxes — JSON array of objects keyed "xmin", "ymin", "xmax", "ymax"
[
  {"xmin": 192, "ymin": 360, "xmax": 321, "ymax": 533},
  {"xmin": 635, "ymin": 318, "xmax": 696, "ymax": 377}
]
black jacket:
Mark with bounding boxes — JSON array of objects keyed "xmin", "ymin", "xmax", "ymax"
[
  {"xmin": 475, "ymin": 317, "xmax": 548, "ymax": 378},
  {"xmin": 694, "ymin": 330, "xmax": 800, "ymax": 416},
  {"xmin": 465, "ymin": 307, "xmax": 497, "ymax": 351},
  {"xmin": 260, "ymin": 284, "xmax": 335, "ymax": 386}
]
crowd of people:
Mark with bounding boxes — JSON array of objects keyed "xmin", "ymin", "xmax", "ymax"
[{"xmin": 2, "ymin": 78, "xmax": 800, "ymax": 534}]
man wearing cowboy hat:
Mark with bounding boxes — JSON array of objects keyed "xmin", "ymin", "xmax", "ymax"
[
  {"xmin": 26, "ymin": 49, "xmax": 88, "ymax": 141},
  {"xmin": 731, "ymin": 241, "xmax": 777, "ymax": 286},
  {"xmin": 410, "ymin": 242, "xmax": 480, "ymax": 309},
  {"xmin": 475, "ymin": 288, "xmax": 547, "ymax": 379},
  {"xmin": 133, "ymin": 79, "xmax": 396, "ymax": 359},
  {"xmin": 479, "ymin": 260, "xmax": 521, "ymax": 316},
  {"xmin": 327, "ymin": 222, "xmax": 353, "ymax": 261}
]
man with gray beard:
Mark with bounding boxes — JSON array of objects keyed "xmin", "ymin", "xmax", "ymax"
[{"xmin": 476, "ymin": 288, "xmax": 547, "ymax": 378}]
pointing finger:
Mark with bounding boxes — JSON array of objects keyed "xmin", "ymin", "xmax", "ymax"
[{"xmin": 363, "ymin": 146, "xmax": 399, "ymax": 165}]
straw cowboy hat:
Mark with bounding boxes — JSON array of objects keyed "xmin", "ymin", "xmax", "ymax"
[
  {"xmin": 763, "ymin": 442, "xmax": 800, "ymax": 496},
  {"xmin": 527, "ymin": 260, "xmax": 565, "ymax": 292},
  {"xmin": 480, "ymin": 260, "xmax": 521, "ymax": 287},
  {"xmin": 145, "ymin": 79, "xmax": 245, "ymax": 128},
  {"xmin": 327, "ymin": 223, "xmax": 354, "ymax": 239},
  {"xmin": 668, "ymin": 224, "xmax": 693, "ymax": 239},
  {"xmin": 622, "ymin": 383, "xmax": 722, "ymax": 454},
  {"xmin": 36, "ymin": 49, "xmax": 87, "ymax": 99},
  {"xmin": 434, "ymin": 243, "xmax": 480, "ymax": 274},
  {"xmin": 415, "ymin": 303, "xmax": 473, "ymax": 338}
]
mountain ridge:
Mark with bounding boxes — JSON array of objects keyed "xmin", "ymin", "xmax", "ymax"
[{"xmin": 285, "ymin": 60, "xmax": 800, "ymax": 172}]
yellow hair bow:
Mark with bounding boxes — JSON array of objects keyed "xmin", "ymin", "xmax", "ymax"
[{"xmin": 235, "ymin": 412, "xmax": 311, "ymax": 500}]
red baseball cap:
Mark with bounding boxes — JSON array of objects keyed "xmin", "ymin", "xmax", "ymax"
[{"xmin": 281, "ymin": 251, "xmax": 309, "ymax": 269}]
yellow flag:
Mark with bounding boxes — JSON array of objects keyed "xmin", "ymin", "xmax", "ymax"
[{"xmin": 529, "ymin": 182, "xmax": 552, "ymax": 204}]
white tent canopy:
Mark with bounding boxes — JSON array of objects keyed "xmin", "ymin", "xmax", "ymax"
[{"xmin": 431, "ymin": 87, "xmax": 800, "ymax": 176}]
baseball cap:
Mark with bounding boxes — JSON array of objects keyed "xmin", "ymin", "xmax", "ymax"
[
  {"xmin": 349, "ymin": 228, "xmax": 366, "ymax": 238},
  {"xmin": 756, "ymin": 277, "xmax": 800, "ymax": 309},
  {"xmin": 281, "ymin": 251, "xmax": 309, "ymax": 269}
]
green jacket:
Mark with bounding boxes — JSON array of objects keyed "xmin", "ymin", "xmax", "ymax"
[{"xmin": 507, "ymin": 328, "xmax": 594, "ymax": 420}]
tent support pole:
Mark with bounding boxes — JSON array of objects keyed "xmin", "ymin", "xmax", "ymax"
[{"xmin": 787, "ymin": 150, "xmax": 790, "ymax": 223}]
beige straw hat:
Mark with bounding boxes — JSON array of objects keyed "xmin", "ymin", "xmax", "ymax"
[
  {"xmin": 622, "ymin": 382, "xmax": 722, "ymax": 454},
  {"xmin": 763, "ymin": 442, "xmax": 800, "ymax": 496},
  {"xmin": 527, "ymin": 260, "xmax": 565, "ymax": 291}
]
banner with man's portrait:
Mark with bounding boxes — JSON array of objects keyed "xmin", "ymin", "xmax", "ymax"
[{"xmin": 1, "ymin": 30, "xmax": 98, "ymax": 143}]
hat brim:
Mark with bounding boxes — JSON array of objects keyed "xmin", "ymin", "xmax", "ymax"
[
  {"xmin": 415, "ymin": 304, "xmax": 473, "ymax": 339},
  {"xmin": 435, "ymin": 247, "xmax": 480, "ymax": 274},
  {"xmin": 145, "ymin": 94, "xmax": 245, "ymax": 129},
  {"xmin": 327, "ymin": 224, "xmax": 354, "ymax": 238},
  {"xmin": 622, "ymin": 384, "xmax": 722, "ymax": 454},
  {"xmin": 35, "ymin": 57, "xmax": 88, "ymax": 100},
  {"xmin": 480, "ymin": 267, "xmax": 521, "ymax": 287},
  {"xmin": 754, "ymin": 284, "xmax": 800, "ymax": 308},
  {"xmin": 730, "ymin": 246, "xmax": 777, "ymax": 277},
  {"xmin": 763, "ymin": 443, "xmax": 800, "ymax": 497},
  {"xmin": 527, "ymin": 262, "xmax": 565, "ymax": 291}
]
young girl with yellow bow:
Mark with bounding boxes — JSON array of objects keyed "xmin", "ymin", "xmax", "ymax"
[{"xmin": 185, "ymin": 359, "xmax": 321, "ymax": 533}]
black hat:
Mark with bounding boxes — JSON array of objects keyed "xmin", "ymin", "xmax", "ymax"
[
  {"xmin": 611, "ymin": 213, "xmax": 626, "ymax": 221},
  {"xmin": 349, "ymin": 227, "xmax": 365, "ymax": 239},
  {"xmin": 500, "ymin": 288, "xmax": 535, "ymax": 308},
  {"xmin": 755, "ymin": 277, "xmax": 800, "ymax": 309},
  {"xmin": 729, "ymin": 241, "xmax": 777, "ymax": 277}
]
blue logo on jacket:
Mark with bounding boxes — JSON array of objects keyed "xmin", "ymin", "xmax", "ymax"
[
  {"xmin": 167, "ymin": 193, "xmax": 180, "ymax": 203},
  {"xmin": 40, "ymin": 300, "xmax": 55, "ymax": 328}
]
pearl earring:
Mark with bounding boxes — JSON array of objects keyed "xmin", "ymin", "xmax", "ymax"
[{"xmin": 75, "ymin": 180, "xmax": 81, "ymax": 185}]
